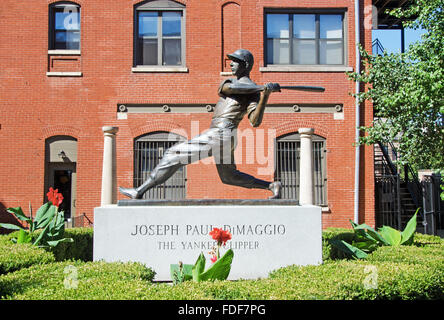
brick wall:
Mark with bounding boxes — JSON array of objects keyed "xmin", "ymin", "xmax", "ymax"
[{"xmin": 0, "ymin": 0, "xmax": 374, "ymax": 229}]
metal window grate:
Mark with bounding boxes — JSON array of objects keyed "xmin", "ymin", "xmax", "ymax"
[
  {"xmin": 134, "ymin": 133, "xmax": 186, "ymax": 200},
  {"xmin": 275, "ymin": 135, "xmax": 327, "ymax": 205}
]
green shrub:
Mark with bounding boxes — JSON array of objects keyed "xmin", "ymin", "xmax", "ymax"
[
  {"xmin": 268, "ymin": 235, "xmax": 444, "ymax": 300},
  {"xmin": 322, "ymin": 228, "xmax": 355, "ymax": 260},
  {"xmin": 368, "ymin": 242, "xmax": 444, "ymax": 267},
  {"xmin": 0, "ymin": 260, "xmax": 156, "ymax": 300},
  {"xmin": 2, "ymin": 227, "xmax": 93, "ymax": 262},
  {"xmin": 50, "ymin": 228, "xmax": 93, "ymax": 262},
  {"xmin": 0, "ymin": 242, "xmax": 55, "ymax": 275},
  {"xmin": 413, "ymin": 233, "xmax": 443, "ymax": 246},
  {"xmin": 139, "ymin": 257, "xmax": 444, "ymax": 300},
  {"xmin": 267, "ymin": 260, "xmax": 444, "ymax": 300},
  {"xmin": 1, "ymin": 229, "xmax": 442, "ymax": 300}
]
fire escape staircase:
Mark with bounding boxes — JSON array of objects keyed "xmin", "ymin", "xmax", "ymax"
[
  {"xmin": 371, "ymin": 39, "xmax": 424, "ymax": 232},
  {"xmin": 374, "ymin": 141, "xmax": 424, "ymax": 232}
]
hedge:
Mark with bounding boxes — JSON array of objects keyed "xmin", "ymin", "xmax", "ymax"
[
  {"xmin": 0, "ymin": 243, "xmax": 55, "ymax": 276},
  {"xmin": 50, "ymin": 227, "xmax": 94, "ymax": 262},
  {"xmin": 322, "ymin": 228, "xmax": 355, "ymax": 261},
  {"xmin": 0, "ymin": 227, "xmax": 93, "ymax": 276},
  {"xmin": 3, "ymin": 256, "xmax": 442, "ymax": 300},
  {"xmin": 0, "ymin": 261, "xmax": 156, "ymax": 300},
  {"xmin": 1, "ymin": 227, "xmax": 93, "ymax": 262},
  {"xmin": 0, "ymin": 229, "xmax": 443, "ymax": 300}
]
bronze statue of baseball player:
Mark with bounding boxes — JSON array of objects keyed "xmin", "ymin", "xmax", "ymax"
[{"xmin": 120, "ymin": 49, "xmax": 324, "ymax": 200}]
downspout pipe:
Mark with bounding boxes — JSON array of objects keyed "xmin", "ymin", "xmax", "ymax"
[{"xmin": 354, "ymin": 0, "xmax": 361, "ymax": 224}]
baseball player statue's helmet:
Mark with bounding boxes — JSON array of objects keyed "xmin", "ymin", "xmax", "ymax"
[{"xmin": 227, "ymin": 49, "xmax": 254, "ymax": 72}]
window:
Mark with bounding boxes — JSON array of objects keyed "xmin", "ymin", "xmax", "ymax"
[
  {"xmin": 275, "ymin": 133, "xmax": 327, "ymax": 205},
  {"xmin": 265, "ymin": 11, "xmax": 344, "ymax": 65},
  {"xmin": 134, "ymin": 132, "xmax": 187, "ymax": 199},
  {"xmin": 49, "ymin": 2, "xmax": 80, "ymax": 50},
  {"xmin": 134, "ymin": 1, "xmax": 185, "ymax": 67}
]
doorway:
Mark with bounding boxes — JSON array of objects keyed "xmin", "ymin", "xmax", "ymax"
[
  {"xmin": 45, "ymin": 136, "xmax": 77, "ymax": 221},
  {"xmin": 47, "ymin": 163, "xmax": 76, "ymax": 220}
]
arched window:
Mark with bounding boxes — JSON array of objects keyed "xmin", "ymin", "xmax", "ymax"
[
  {"xmin": 275, "ymin": 133, "xmax": 327, "ymax": 205},
  {"xmin": 134, "ymin": 131, "xmax": 186, "ymax": 199},
  {"xmin": 49, "ymin": 2, "xmax": 81, "ymax": 50},
  {"xmin": 134, "ymin": 0, "xmax": 185, "ymax": 67}
]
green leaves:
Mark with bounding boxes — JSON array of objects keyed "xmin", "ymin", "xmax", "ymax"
[
  {"xmin": 330, "ymin": 211, "xmax": 418, "ymax": 259},
  {"xmin": 379, "ymin": 226, "xmax": 402, "ymax": 246},
  {"xmin": 191, "ymin": 250, "xmax": 234, "ymax": 282},
  {"xmin": 200, "ymin": 249, "xmax": 234, "ymax": 282},
  {"xmin": 192, "ymin": 252, "xmax": 206, "ymax": 282},
  {"xmin": 170, "ymin": 263, "xmax": 193, "ymax": 284},
  {"xmin": 17, "ymin": 229, "xmax": 32, "ymax": 244},
  {"xmin": 351, "ymin": 221, "xmax": 389, "ymax": 246},
  {"xmin": 172, "ymin": 249, "xmax": 235, "ymax": 284},
  {"xmin": 0, "ymin": 223, "xmax": 22, "ymax": 231},
  {"xmin": 329, "ymin": 239, "xmax": 368, "ymax": 259},
  {"xmin": 1, "ymin": 201, "xmax": 73, "ymax": 249},
  {"xmin": 401, "ymin": 211, "xmax": 418, "ymax": 245},
  {"xmin": 6, "ymin": 207, "xmax": 32, "ymax": 225},
  {"xmin": 348, "ymin": 0, "xmax": 444, "ymax": 172},
  {"xmin": 34, "ymin": 202, "xmax": 55, "ymax": 230},
  {"xmin": 35, "ymin": 209, "xmax": 73, "ymax": 248}
]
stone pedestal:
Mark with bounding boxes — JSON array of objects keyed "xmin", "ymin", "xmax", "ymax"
[
  {"xmin": 93, "ymin": 201, "xmax": 322, "ymax": 281},
  {"xmin": 101, "ymin": 126, "xmax": 118, "ymax": 206}
]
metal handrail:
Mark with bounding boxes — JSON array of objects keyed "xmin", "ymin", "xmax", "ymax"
[
  {"xmin": 377, "ymin": 141, "xmax": 398, "ymax": 176},
  {"xmin": 376, "ymin": 137, "xmax": 424, "ymax": 226},
  {"xmin": 383, "ymin": 140, "xmax": 423, "ymax": 207},
  {"xmin": 372, "ymin": 38, "xmax": 385, "ymax": 56},
  {"xmin": 373, "ymin": 117, "xmax": 423, "ymax": 203}
]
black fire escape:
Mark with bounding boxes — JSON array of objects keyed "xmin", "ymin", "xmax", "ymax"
[{"xmin": 371, "ymin": 1, "xmax": 443, "ymax": 235}]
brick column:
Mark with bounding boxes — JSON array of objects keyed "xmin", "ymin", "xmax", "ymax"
[
  {"xmin": 299, "ymin": 128, "xmax": 314, "ymax": 205},
  {"xmin": 101, "ymin": 126, "xmax": 119, "ymax": 206}
]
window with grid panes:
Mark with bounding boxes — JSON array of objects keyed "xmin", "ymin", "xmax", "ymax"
[
  {"xmin": 265, "ymin": 11, "xmax": 344, "ymax": 65},
  {"xmin": 275, "ymin": 133, "xmax": 327, "ymax": 205},
  {"xmin": 135, "ymin": 1, "xmax": 185, "ymax": 66},
  {"xmin": 134, "ymin": 132, "xmax": 187, "ymax": 200}
]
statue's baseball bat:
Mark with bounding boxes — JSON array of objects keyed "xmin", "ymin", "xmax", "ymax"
[
  {"xmin": 279, "ymin": 85, "xmax": 325, "ymax": 92},
  {"xmin": 258, "ymin": 84, "xmax": 325, "ymax": 92}
]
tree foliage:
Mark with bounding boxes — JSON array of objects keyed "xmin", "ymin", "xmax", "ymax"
[{"xmin": 349, "ymin": 0, "xmax": 444, "ymax": 172}]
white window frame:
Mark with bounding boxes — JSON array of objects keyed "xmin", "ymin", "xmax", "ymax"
[
  {"xmin": 263, "ymin": 8, "xmax": 349, "ymax": 73},
  {"xmin": 133, "ymin": 0, "xmax": 187, "ymax": 72}
]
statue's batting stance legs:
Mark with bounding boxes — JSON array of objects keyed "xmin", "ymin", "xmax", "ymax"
[{"xmin": 119, "ymin": 128, "xmax": 281, "ymax": 199}]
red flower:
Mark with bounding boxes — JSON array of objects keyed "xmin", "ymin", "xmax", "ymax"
[
  {"xmin": 210, "ymin": 255, "xmax": 218, "ymax": 264},
  {"xmin": 209, "ymin": 228, "xmax": 232, "ymax": 246},
  {"xmin": 47, "ymin": 187, "xmax": 63, "ymax": 207}
]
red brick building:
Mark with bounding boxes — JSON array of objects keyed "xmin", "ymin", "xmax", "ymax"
[{"xmin": 0, "ymin": 0, "xmax": 375, "ymax": 229}]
